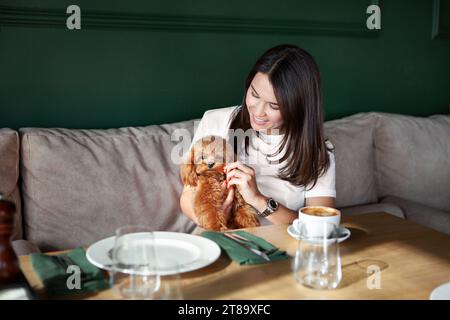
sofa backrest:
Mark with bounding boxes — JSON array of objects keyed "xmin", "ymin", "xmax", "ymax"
[
  {"xmin": 374, "ymin": 113, "xmax": 450, "ymax": 212},
  {"xmin": 12, "ymin": 111, "xmax": 390, "ymax": 250},
  {"xmin": 0, "ymin": 128, "xmax": 22, "ymax": 240},
  {"xmin": 324, "ymin": 113, "xmax": 379, "ymax": 208},
  {"xmin": 9, "ymin": 111, "xmax": 450, "ymax": 250},
  {"xmin": 20, "ymin": 121, "xmax": 197, "ymax": 251},
  {"xmin": 18, "ymin": 112, "xmax": 381, "ymax": 250}
]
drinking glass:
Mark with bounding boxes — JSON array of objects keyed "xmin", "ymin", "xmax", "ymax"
[
  {"xmin": 151, "ymin": 258, "xmax": 184, "ymax": 300},
  {"xmin": 292, "ymin": 221, "xmax": 342, "ymax": 290},
  {"xmin": 111, "ymin": 226, "xmax": 160, "ymax": 299}
]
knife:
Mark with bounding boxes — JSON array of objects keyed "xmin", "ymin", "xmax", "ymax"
[{"xmin": 223, "ymin": 233, "xmax": 270, "ymax": 261}]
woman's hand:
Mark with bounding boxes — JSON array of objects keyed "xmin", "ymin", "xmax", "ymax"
[
  {"xmin": 221, "ymin": 181, "xmax": 235, "ymax": 219},
  {"xmin": 225, "ymin": 161, "xmax": 264, "ymax": 209}
]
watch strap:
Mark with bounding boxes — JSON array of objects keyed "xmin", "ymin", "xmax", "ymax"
[
  {"xmin": 259, "ymin": 208, "xmax": 273, "ymax": 217},
  {"xmin": 257, "ymin": 198, "xmax": 278, "ymax": 217}
]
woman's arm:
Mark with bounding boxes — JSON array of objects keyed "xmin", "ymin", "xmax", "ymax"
[
  {"xmin": 249, "ymin": 195, "xmax": 297, "ymax": 224},
  {"xmin": 250, "ymin": 196, "xmax": 336, "ymax": 225},
  {"xmin": 305, "ymin": 196, "xmax": 336, "ymax": 208},
  {"xmin": 180, "ymin": 185, "xmax": 200, "ymax": 225}
]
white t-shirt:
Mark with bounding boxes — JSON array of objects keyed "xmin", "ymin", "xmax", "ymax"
[{"xmin": 188, "ymin": 105, "xmax": 336, "ymax": 225}]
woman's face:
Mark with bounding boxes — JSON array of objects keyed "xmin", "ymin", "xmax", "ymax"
[{"xmin": 245, "ymin": 72, "xmax": 284, "ymax": 134}]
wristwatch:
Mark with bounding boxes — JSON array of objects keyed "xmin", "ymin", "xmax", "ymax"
[{"xmin": 258, "ymin": 197, "xmax": 279, "ymax": 217}]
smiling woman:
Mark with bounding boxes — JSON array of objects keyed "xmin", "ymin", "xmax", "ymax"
[{"xmin": 180, "ymin": 44, "xmax": 336, "ymax": 229}]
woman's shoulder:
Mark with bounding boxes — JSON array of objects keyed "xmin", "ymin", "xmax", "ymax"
[
  {"xmin": 191, "ymin": 105, "xmax": 240, "ymax": 144},
  {"xmin": 201, "ymin": 105, "xmax": 240, "ymax": 124}
]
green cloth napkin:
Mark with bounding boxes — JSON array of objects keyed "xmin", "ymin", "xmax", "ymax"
[
  {"xmin": 201, "ymin": 230, "xmax": 288, "ymax": 265},
  {"xmin": 30, "ymin": 247, "xmax": 109, "ymax": 297}
]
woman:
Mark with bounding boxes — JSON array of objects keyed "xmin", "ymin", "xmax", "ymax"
[{"xmin": 180, "ymin": 44, "xmax": 335, "ymax": 227}]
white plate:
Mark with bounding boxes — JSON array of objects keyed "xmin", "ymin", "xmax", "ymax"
[
  {"xmin": 287, "ymin": 224, "xmax": 351, "ymax": 243},
  {"xmin": 430, "ymin": 282, "xmax": 450, "ymax": 300},
  {"xmin": 86, "ymin": 232, "xmax": 221, "ymax": 276}
]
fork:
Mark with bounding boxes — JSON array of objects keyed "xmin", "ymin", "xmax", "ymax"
[{"xmin": 223, "ymin": 233, "xmax": 270, "ymax": 261}]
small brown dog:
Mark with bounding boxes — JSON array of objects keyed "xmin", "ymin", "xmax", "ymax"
[{"xmin": 180, "ymin": 135, "xmax": 260, "ymax": 231}]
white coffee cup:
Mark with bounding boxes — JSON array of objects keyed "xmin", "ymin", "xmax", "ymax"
[{"xmin": 294, "ymin": 206, "xmax": 341, "ymax": 238}]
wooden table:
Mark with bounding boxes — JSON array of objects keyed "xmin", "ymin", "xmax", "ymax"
[{"xmin": 19, "ymin": 212, "xmax": 450, "ymax": 299}]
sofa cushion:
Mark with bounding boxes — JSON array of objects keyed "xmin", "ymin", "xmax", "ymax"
[
  {"xmin": 324, "ymin": 113, "xmax": 379, "ymax": 208},
  {"xmin": 20, "ymin": 121, "xmax": 197, "ymax": 251},
  {"xmin": 12, "ymin": 239, "xmax": 41, "ymax": 256},
  {"xmin": 375, "ymin": 113, "xmax": 450, "ymax": 212},
  {"xmin": 339, "ymin": 202, "xmax": 405, "ymax": 219},
  {"xmin": 0, "ymin": 128, "xmax": 22, "ymax": 240},
  {"xmin": 381, "ymin": 195, "xmax": 450, "ymax": 235}
]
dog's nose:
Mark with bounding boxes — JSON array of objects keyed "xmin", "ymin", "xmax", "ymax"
[{"xmin": 207, "ymin": 162, "xmax": 215, "ymax": 169}]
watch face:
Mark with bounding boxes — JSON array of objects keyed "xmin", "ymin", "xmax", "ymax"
[{"xmin": 268, "ymin": 199, "xmax": 277, "ymax": 209}]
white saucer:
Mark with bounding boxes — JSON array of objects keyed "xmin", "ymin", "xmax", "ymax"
[
  {"xmin": 430, "ymin": 282, "xmax": 450, "ymax": 300},
  {"xmin": 287, "ymin": 224, "xmax": 351, "ymax": 243}
]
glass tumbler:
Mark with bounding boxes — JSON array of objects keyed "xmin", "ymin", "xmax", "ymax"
[
  {"xmin": 292, "ymin": 221, "xmax": 342, "ymax": 290},
  {"xmin": 111, "ymin": 226, "xmax": 160, "ymax": 299},
  {"xmin": 151, "ymin": 258, "xmax": 184, "ymax": 300}
]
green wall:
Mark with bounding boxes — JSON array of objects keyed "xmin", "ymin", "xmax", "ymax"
[{"xmin": 1, "ymin": 0, "xmax": 449, "ymax": 129}]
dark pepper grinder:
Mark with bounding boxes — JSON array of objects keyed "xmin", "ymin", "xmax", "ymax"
[{"xmin": 0, "ymin": 193, "xmax": 19, "ymax": 284}]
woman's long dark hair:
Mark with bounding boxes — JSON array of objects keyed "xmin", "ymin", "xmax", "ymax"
[{"xmin": 229, "ymin": 44, "xmax": 331, "ymax": 189}]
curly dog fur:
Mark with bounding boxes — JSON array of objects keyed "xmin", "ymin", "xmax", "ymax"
[{"xmin": 180, "ymin": 135, "xmax": 260, "ymax": 231}]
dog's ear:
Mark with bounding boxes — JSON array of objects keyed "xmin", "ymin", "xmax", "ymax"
[{"xmin": 180, "ymin": 148, "xmax": 198, "ymax": 187}]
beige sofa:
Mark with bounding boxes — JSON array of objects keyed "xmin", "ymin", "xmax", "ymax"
[{"xmin": 1, "ymin": 111, "xmax": 449, "ymax": 253}]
